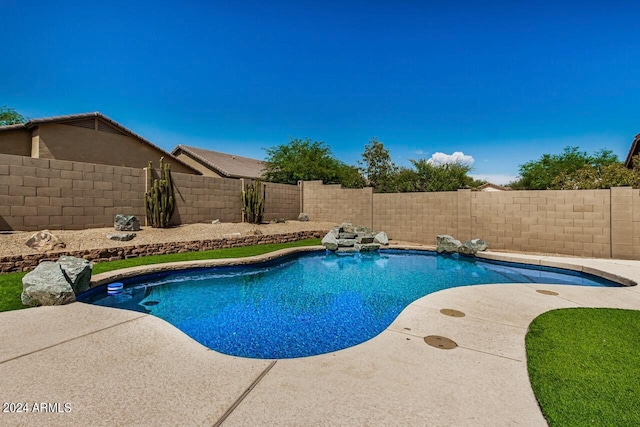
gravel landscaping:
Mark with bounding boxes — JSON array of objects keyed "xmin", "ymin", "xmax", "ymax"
[{"xmin": 0, "ymin": 221, "xmax": 336, "ymax": 258}]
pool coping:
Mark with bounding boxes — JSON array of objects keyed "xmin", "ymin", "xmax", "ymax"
[{"xmin": 90, "ymin": 244, "xmax": 639, "ymax": 288}]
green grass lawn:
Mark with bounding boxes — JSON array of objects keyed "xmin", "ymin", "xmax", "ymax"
[
  {"xmin": 526, "ymin": 308, "xmax": 640, "ymax": 426},
  {"xmin": 0, "ymin": 238, "xmax": 321, "ymax": 313}
]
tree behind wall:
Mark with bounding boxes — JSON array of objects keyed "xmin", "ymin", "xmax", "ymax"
[
  {"xmin": 0, "ymin": 106, "xmax": 26, "ymax": 126},
  {"xmin": 359, "ymin": 137, "xmax": 397, "ymax": 192},
  {"xmin": 509, "ymin": 146, "xmax": 621, "ymax": 190},
  {"xmin": 262, "ymin": 137, "xmax": 365, "ymax": 188}
]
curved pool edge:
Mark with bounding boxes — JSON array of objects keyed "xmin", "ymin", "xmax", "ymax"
[{"xmin": 89, "ymin": 245, "xmax": 326, "ymax": 288}]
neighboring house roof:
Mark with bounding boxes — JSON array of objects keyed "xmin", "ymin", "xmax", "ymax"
[
  {"xmin": 172, "ymin": 144, "xmax": 265, "ymax": 179},
  {"xmin": 476, "ymin": 183, "xmax": 510, "ymax": 191},
  {"xmin": 624, "ymin": 133, "xmax": 640, "ymax": 168},
  {"xmin": 0, "ymin": 112, "xmax": 201, "ymax": 174}
]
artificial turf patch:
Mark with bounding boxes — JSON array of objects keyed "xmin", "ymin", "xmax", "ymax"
[{"xmin": 526, "ymin": 308, "xmax": 640, "ymax": 426}]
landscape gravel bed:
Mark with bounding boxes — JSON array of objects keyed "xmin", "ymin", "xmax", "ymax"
[{"xmin": 0, "ymin": 221, "xmax": 336, "ymax": 258}]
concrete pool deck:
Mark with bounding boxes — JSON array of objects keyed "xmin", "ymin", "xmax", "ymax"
[{"xmin": 1, "ymin": 248, "xmax": 640, "ymax": 426}]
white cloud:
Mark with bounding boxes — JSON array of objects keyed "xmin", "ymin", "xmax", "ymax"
[
  {"xmin": 414, "ymin": 149, "xmax": 425, "ymax": 155},
  {"xmin": 427, "ymin": 151, "xmax": 474, "ymax": 166},
  {"xmin": 470, "ymin": 174, "xmax": 518, "ymax": 185}
]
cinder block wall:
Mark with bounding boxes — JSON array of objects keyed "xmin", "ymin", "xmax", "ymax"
[
  {"xmin": 302, "ymin": 181, "xmax": 373, "ymax": 228},
  {"xmin": 170, "ymin": 173, "xmax": 243, "ymax": 224},
  {"xmin": 0, "ymin": 154, "xmax": 300, "ymax": 231},
  {"xmin": 301, "ymin": 181, "xmax": 640, "ymax": 260},
  {"xmin": 263, "ymin": 182, "xmax": 301, "ymax": 221},
  {"xmin": 470, "ymin": 189, "xmax": 611, "ymax": 258},
  {"xmin": 373, "ymin": 191, "xmax": 460, "ymax": 243},
  {"xmin": 0, "ymin": 153, "xmax": 145, "ymax": 230}
]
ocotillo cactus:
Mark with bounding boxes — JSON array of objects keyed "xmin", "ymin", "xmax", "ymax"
[
  {"xmin": 145, "ymin": 157, "xmax": 175, "ymax": 228},
  {"xmin": 241, "ymin": 179, "xmax": 265, "ymax": 224}
]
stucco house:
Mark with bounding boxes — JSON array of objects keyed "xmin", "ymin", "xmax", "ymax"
[
  {"xmin": 0, "ymin": 112, "xmax": 199, "ymax": 174},
  {"xmin": 172, "ymin": 144, "xmax": 265, "ymax": 179},
  {"xmin": 476, "ymin": 183, "xmax": 510, "ymax": 192}
]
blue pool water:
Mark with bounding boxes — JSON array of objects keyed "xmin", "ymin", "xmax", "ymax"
[{"xmin": 78, "ymin": 250, "xmax": 620, "ymax": 359}]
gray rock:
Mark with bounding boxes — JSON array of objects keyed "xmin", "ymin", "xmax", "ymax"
[
  {"xmin": 355, "ymin": 242, "xmax": 381, "ymax": 252},
  {"xmin": 459, "ymin": 239, "xmax": 489, "ymax": 256},
  {"xmin": 321, "ymin": 230, "xmax": 339, "ymax": 251},
  {"xmin": 374, "ymin": 231, "xmax": 389, "ymax": 245},
  {"xmin": 211, "ymin": 219, "xmax": 221, "ymax": 224},
  {"xmin": 356, "ymin": 235, "xmax": 375, "ymax": 244},
  {"xmin": 107, "ymin": 233, "xmax": 136, "ymax": 241},
  {"xmin": 470, "ymin": 239, "xmax": 489, "ymax": 251},
  {"xmin": 25, "ymin": 230, "xmax": 66, "ymax": 252},
  {"xmin": 114, "ymin": 214, "xmax": 140, "ymax": 231},
  {"xmin": 21, "ymin": 262, "xmax": 75, "ymax": 307},
  {"xmin": 355, "ymin": 225, "xmax": 374, "ymax": 234},
  {"xmin": 337, "ymin": 239, "xmax": 355, "ymax": 247},
  {"xmin": 338, "ymin": 232, "xmax": 357, "ymax": 239},
  {"xmin": 56, "ymin": 256, "xmax": 92, "ymax": 294},
  {"xmin": 339, "ymin": 223, "xmax": 356, "ymax": 233},
  {"xmin": 436, "ymin": 235, "xmax": 462, "ymax": 254},
  {"xmin": 271, "ymin": 218, "xmax": 286, "ymax": 224},
  {"xmin": 298, "ymin": 213, "xmax": 309, "ymax": 222}
]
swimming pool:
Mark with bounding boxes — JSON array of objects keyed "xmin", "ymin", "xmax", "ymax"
[{"xmin": 78, "ymin": 250, "xmax": 620, "ymax": 359}]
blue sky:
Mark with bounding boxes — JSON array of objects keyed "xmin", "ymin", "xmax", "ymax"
[{"xmin": 2, "ymin": 1, "xmax": 639, "ymax": 184}]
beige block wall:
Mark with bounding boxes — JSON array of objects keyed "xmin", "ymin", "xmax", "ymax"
[
  {"xmin": 300, "ymin": 181, "xmax": 640, "ymax": 260},
  {"xmin": 471, "ymin": 189, "xmax": 611, "ymax": 258},
  {"xmin": 170, "ymin": 172, "xmax": 243, "ymax": 225},
  {"xmin": 373, "ymin": 191, "xmax": 459, "ymax": 244},
  {"xmin": 0, "ymin": 153, "xmax": 145, "ymax": 231},
  {"xmin": 263, "ymin": 182, "xmax": 301, "ymax": 221},
  {"xmin": 36, "ymin": 123, "xmax": 197, "ymax": 174},
  {"xmin": 0, "ymin": 153, "xmax": 299, "ymax": 231},
  {"xmin": 302, "ymin": 181, "xmax": 373, "ymax": 228}
]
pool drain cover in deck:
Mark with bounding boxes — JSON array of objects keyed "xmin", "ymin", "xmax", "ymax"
[
  {"xmin": 536, "ymin": 290, "xmax": 559, "ymax": 296},
  {"xmin": 424, "ymin": 335, "xmax": 458, "ymax": 350},
  {"xmin": 440, "ymin": 309, "xmax": 465, "ymax": 317}
]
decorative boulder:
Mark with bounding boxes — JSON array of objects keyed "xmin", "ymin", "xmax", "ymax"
[
  {"xmin": 25, "ymin": 230, "xmax": 66, "ymax": 252},
  {"xmin": 298, "ymin": 213, "xmax": 310, "ymax": 222},
  {"xmin": 211, "ymin": 219, "xmax": 221, "ymax": 224},
  {"xmin": 107, "ymin": 233, "xmax": 136, "ymax": 241},
  {"xmin": 436, "ymin": 235, "xmax": 461, "ymax": 254},
  {"xmin": 21, "ymin": 256, "xmax": 92, "ymax": 306},
  {"xmin": 374, "ymin": 231, "xmax": 389, "ymax": 246},
  {"xmin": 355, "ymin": 242, "xmax": 381, "ymax": 252},
  {"xmin": 321, "ymin": 229, "xmax": 339, "ymax": 251},
  {"xmin": 339, "ymin": 223, "xmax": 357, "ymax": 234},
  {"xmin": 459, "ymin": 239, "xmax": 489, "ymax": 256},
  {"xmin": 55, "ymin": 256, "xmax": 92, "ymax": 294},
  {"xmin": 114, "ymin": 214, "xmax": 140, "ymax": 231},
  {"xmin": 356, "ymin": 235, "xmax": 375, "ymax": 244}
]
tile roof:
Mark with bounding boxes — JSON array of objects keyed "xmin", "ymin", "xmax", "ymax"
[
  {"xmin": 172, "ymin": 145, "xmax": 265, "ymax": 179},
  {"xmin": 0, "ymin": 112, "xmax": 200, "ymax": 174},
  {"xmin": 476, "ymin": 182, "xmax": 511, "ymax": 191},
  {"xmin": 624, "ymin": 133, "xmax": 640, "ymax": 168}
]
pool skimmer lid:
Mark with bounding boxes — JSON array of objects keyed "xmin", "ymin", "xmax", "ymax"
[
  {"xmin": 424, "ymin": 335, "xmax": 458, "ymax": 350},
  {"xmin": 536, "ymin": 289, "xmax": 559, "ymax": 296},
  {"xmin": 440, "ymin": 309, "xmax": 465, "ymax": 317}
]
